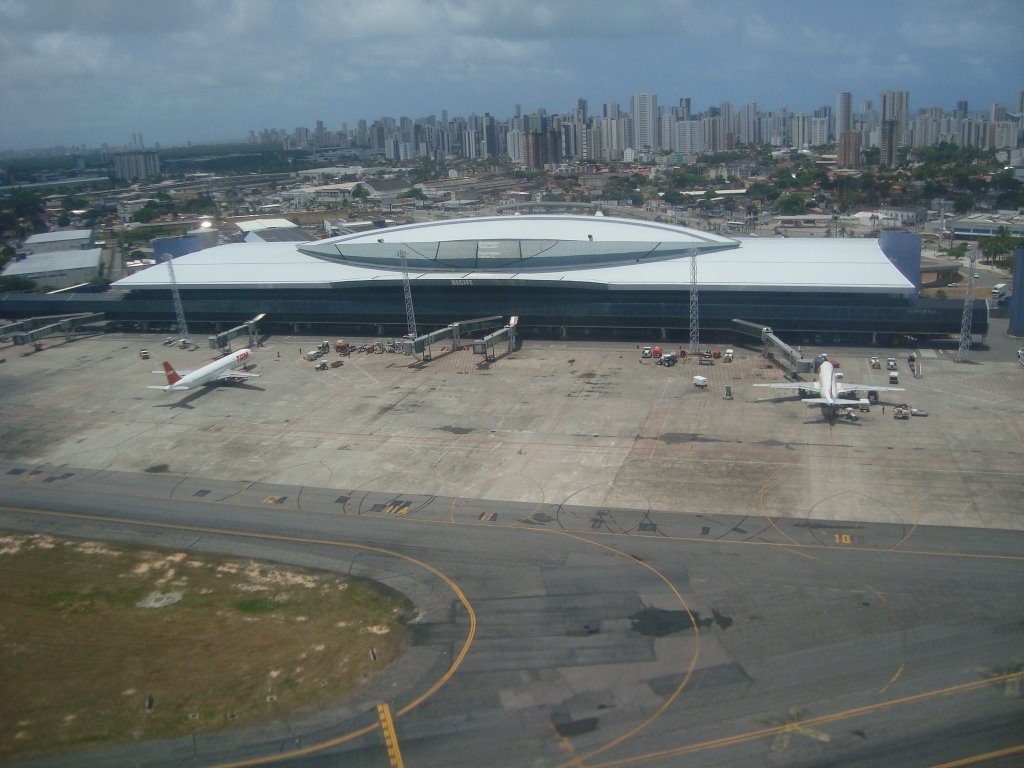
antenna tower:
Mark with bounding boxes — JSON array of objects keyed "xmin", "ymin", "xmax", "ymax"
[
  {"xmin": 688, "ymin": 248, "xmax": 700, "ymax": 354},
  {"xmin": 165, "ymin": 256, "xmax": 190, "ymax": 342},
  {"xmin": 398, "ymin": 249, "xmax": 417, "ymax": 340}
]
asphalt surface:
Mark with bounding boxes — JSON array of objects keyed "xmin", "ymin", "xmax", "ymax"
[
  {"xmin": 0, "ymin": 327, "xmax": 1022, "ymax": 766},
  {"xmin": 1, "ymin": 465, "xmax": 1022, "ymax": 768}
]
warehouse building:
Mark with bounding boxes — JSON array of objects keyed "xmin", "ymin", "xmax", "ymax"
[{"xmin": 1, "ymin": 248, "xmax": 103, "ymax": 289}]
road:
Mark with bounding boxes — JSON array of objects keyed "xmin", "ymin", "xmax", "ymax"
[{"xmin": 3, "ymin": 464, "xmax": 1022, "ymax": 768}]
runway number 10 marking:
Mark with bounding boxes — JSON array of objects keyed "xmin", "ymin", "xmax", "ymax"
[{"xmin": 833, "ymin": 534, "xmax": 852, "ymax": 545}]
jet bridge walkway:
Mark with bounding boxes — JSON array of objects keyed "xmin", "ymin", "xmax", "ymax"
[
  {"xmin": 732, "ymin": 318, "xmax": 813, "ymax": 374},
  {"xmin": 207, "ymin": 314, "xmax": 266, "ymax": 350},
  {"xmin": 472, "ymin": 315, "xmax": 520, "ymax": 362},
  {"xmin": 402, "ymin": 315, "xmax": 504, "ymax": 360},
  {"xmin": 1, "ymin": 313, "xmax": 107, "ymax": 348}
]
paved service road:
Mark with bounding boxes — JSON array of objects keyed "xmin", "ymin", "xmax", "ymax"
[{"xmin": 2, "ymin": 465, "xmax": 1022, "ymax": 768}]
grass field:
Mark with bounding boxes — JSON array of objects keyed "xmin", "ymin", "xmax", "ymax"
[{"xmin": 0, "ymin": 533, "xmax": 410, "ymax": 760}]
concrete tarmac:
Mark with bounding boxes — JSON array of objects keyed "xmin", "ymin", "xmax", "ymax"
[
  {"xmin": 1, "ymin": 329, "xmax": 1022, "ymax": 531},
  {"xmin": 1, "ymin": 328, "xmax": 1022, "ymax": 766}
]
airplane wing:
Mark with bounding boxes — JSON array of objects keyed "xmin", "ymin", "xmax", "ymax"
[
  {"xmin": 752, "ymin": 383, "xmax": 818, "ymax": 391},
  {"xmin": 216, "ymin": 370, "xmax": 261, "ymax": 380},
  {"xmin": 152, "ymin": 369, "xmax": 194, "ymax": 375},
  {"xmin": 837, "ymin": 383, "xmax": 904, "ymax": 393}
]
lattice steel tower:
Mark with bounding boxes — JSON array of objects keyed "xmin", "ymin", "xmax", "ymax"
[
  {"xmin": 398, "ymin": 249, "xmax": 417, "ymax": 340},
  {"xmin": 164, "ymin": 256, "xmax": 189, "ymax": 341},
  {"xmin": 955, "ymin": 249, "xmax": 978, "ymax": 362}
]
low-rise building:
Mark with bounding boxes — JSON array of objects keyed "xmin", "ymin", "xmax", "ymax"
[
  {"xmin": 2, "ymin": 248, "xmax": 103, "ymax": 288},
  {"xmin": 23, "ymin": 229, "xmax": 92, "ymax": 253}
]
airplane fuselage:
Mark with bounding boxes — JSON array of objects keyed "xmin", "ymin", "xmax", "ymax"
[{"xmin": 159, "ymin": 349, "xmax": 253, "ymax": 392}]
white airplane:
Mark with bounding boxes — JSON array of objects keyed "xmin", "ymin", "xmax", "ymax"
[
  {"xmin": 753, "ymin": 354, "xmax": 904, "ymax": 417},
  {"xmin": 149, "ymin": 348, "xmax": 260, "ymax": 392}
]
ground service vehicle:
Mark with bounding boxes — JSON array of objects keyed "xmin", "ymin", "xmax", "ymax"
[
  {"xmin": 641, "ymin": 346, "xmax": 653, "ymax": 358},
  {"xmin": 991, "ymin": 283, "xmax": 1008, "ymax": 299}
]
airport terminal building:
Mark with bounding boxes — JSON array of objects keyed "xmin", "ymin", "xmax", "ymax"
[{"xmin": 0, "ymin": 216, "xmax": 987, "ymax": 344}]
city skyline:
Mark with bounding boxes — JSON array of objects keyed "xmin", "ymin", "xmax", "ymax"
[{"xmin": 1, "ymin": 0, "xmax": 1022, "ymax": 152}]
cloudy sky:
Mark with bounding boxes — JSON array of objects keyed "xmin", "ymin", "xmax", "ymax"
[{"xmin": 1, "ymin": 0, "xmax": 1021, "ymax": 151}]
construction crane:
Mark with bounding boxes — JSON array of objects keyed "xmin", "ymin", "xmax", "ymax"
[
  {"xmin": 164, "ymin": 255, "xmax": 191, "ymax": 345},
  {"xmin": 398, "ymin": 249, "xmax": 417, "ymax": 342},
  {"xmin": 955, "ymin": 248, "xmax": 978, "ymax": 362},
  {"xmin": 688, "ymin": 248, "xmax": 700, "ymax": 355}
]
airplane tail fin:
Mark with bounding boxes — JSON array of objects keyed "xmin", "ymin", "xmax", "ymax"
[{"xmin": 162, "ymin": 361, "xmax": 182, "ymax": 386}]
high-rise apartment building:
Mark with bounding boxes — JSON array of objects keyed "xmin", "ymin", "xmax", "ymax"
[
  {"xmin": 879, "ymin": 120, "xmax": 898, "ymax": 167},
  {"xmin": 790, "ymin": 113, "xmax": 810, "ymax": 150},
  {"xmin": 836, "ymin": 92, "xmax": 852, "ymax": 138},
  {"xmin": 881, "ymin": 90, "xmax": 910, "ymax": 145},
  {"xmin": 630, "ymin": 91, "xmax": 658, "ymax": 151},
  {"xmin": 737, "ymin": 102, "xmax": 758, "ymax": 146},
  {"xmin": 673, "ymin": 120, "xmax": 704, "ymax": 155},
  {"xmin": 113, "ymin": 150, "xmax": 160, "ymax": 181},
  {"xmin": 810, "ymin": 117, "xmax": 829, "ymax": 147},
  {"xmin": 838, "ymin": 130, "xmax": 861, "ymax": 168},
  {"xmin": 719, "ymin": 101, "xmax": 734, "ymax": 147},
  {"xmin": 658, "ymin": 111, "xmax": 676, "ymax": 152},
  {"xmin": 703, "ymin": 116, "xmax": 724, "ymax": 154}
]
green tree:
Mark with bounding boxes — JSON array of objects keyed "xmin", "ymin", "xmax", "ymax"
[
  {"xmin": 0, "ymin": 244, "xmax": 14, "ymax": 271},
  {"xmin": 745, "ymin": 181, "xmax": 779, "ymax": 202},
  {"xmin": 776, "ymin": 194, "xmax": 807, "ymax": 215},
  {"xmin": 951, "ymin": 194, "xmax": 975, "ymax": 215},
  {"xmin": 0, "ymin": 275, "xmax": 37, "ymax": 292},
  {"xmin": 948, "ymin": 243, "xmax": 967, "ymax": 260}
]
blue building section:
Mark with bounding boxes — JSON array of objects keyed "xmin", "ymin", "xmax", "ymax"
[
  {"xmin": 151, "ymin": 235, "xmax": 202, "ymax": 261},
  {"xmin": 1009, "ymin": 246, "xmax": 1024, "ymax": 338},
  {"xmin": 879, "ymin": 230, "xmax": 922, "ymax": 290}
]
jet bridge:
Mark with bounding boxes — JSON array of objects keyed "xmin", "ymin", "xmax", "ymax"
[
  {"xmin": 207, "ymin": 313, "xmax": 266, "ymax": 350},
  {"xmin": 3, "ymin": 313, "xmax": 106, "ymax": 348},
  {"xmin": 472, "ymin": 315, "xmax": 520, "ymax": 362},
  {"xmin": 732, "ymin": 319, "xmax": 813, "ymax": 374},
  {"xmin": 402, "ymin": 315, "xmax": 504, "ymax": 360}
]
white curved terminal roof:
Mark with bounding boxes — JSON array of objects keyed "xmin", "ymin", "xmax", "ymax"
[
  {"xmin": 335, "ymin": 215, "xmax": 737, "ymax": 244},
  {"xmin": 299, "ymin": 215, "xmax": 739, "ymax": 272},
  {"xmin": 114, "ymin": 215, "xmax": 914, "ymax": 296}
]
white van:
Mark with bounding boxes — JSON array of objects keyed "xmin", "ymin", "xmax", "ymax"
[{"xmin": 889, "ymin": 372, "xmax": 899, "ymax": 385}]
